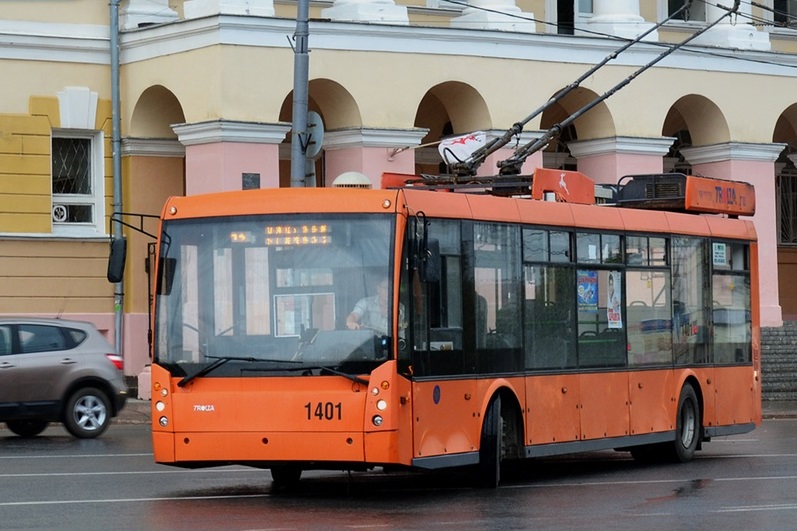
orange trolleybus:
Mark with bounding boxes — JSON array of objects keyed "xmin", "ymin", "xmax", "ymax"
[{"xmin": 124, "ymin": 169, "xmax": 760, "ymax": 487}]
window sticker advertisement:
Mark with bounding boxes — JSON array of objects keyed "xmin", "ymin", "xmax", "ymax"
[
  {"xmin": 577, "ymin": 270, "xmax": 598, "ymax": 311},
  {"xmin": 607, "ymin": 270, "xmax": 623, "ymax": 329}
]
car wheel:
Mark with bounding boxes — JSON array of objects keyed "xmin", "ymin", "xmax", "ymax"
[
  {"xmin": 64, "ymin": 387, "xmax": 111, "ymax": 439},
  {"xmin": 6, "ymin": 419, "xmax": 49, "ymax": 438}
]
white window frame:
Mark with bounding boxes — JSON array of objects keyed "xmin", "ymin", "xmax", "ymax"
[{"xmin": 51, "ymin": 129, "xmax": 106, "ymax": 237}]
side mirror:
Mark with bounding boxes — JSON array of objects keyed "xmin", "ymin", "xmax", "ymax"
[
  {"xmin": 421, "ymin": 239, "xmax": 441, "ymax": 283},
  {"xmin": 107, "ymin": 237, "xmax": 127, "ymax": 283}
]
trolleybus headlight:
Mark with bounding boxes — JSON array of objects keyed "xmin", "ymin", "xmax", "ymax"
[
  {"xmin": 376, "ymin": 399, "xmax": 387, "ymax": 411},
  {"xmin": 155, "ymin": 401, "xmax": 166, "ymax": 412},
  {"xmin": 159, "ymin": 416, "xmax": 169, "ymax": 427},
  {"xmin": 371, "ymin": 387, "xmax": 380, "ymax": 396},
  {"xmin": 372, "ymin": 415, "xmax": 383, "ymax": 427}
]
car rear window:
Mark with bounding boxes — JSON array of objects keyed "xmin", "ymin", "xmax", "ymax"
[
  {"xmin": 19, "ymin": 325, "xmax": 73, "ymax": 353},
  {"xmin": 65, "ymin": 328, "xmax": 88, "ymax": 346}
]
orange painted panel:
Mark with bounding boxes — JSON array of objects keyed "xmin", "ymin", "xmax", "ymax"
[
  {"xmin": 531, "ymin": 168, "xmax": 595, "ymax": 204},
  {"xmin": 173, "ymin": 431, "xmax": 365, "ymax": 463},
  {"xmin": 714, "ymin": 366, "xmax": 757, "ymax": 426},
  {"xmin": 628, "ymin": 370, "xmax": 676, "ymax": 436},
  {"xmin": 705, "ymin": 216, "xmax": 757, "ymax": 241},
  {"xmin": 152, "ymin": 431, "xmax": 175, "ymax": 464},
  {"xmin": 402, "ymin": 188, "xmax": 473, "ymax": 220},
  {"xmin": 516, "ymin": 199, "xmax": 576, "ymax": 227},
  {"xmin": 579, "ymin": 373, "xmax": 629, "ymax": 440},
  {"xmin": 164, "ymin": 188, "xmax": 403, "ymax": 220},
  {"xmin": 168, "ymin": 376, "xmax": 368, "ymax": 434},
  {"xmin": 570, "ymin": 202, "xmax": 625, "ymax": 231},
  {"xmin": 466, "ymin": 194, "xmax": 521, "ymax": 223},
  {"xmin": 526, "ymin": 374, "xmax": 581, "ymax": 444},
  {"xmin": 618, "ymin": 209, "xmax": 670, "ymax": 235},
  {"xmin": 663, "ymin": 212, "xmax": 711, "ymax": 237},
  {"xmin": 412, "ymin": 379, "xmax": 478, "ymax": 458},
  {"xmin": 684, "ymin": 176, "xmax": 755, "ymax": 216}
]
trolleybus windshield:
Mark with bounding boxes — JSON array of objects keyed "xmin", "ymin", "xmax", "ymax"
[{"xmin": 153, "ymin": 213, "xmax": 395, "ymax": 379}]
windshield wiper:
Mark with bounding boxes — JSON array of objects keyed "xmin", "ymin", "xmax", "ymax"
[
  {"xmin": 177, "ymin": 355, "xmax": 294, "ymax": 387},
  {"xmin": 308, "ymin": 365, "xmax": 369, "ymax": 385}
]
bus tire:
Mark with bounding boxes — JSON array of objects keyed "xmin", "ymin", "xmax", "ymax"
[
  {"xmin": 671, "ymin": 383, "xmax": 700, "ymax": 463},
  {"xmin": 270, "ymin": 465, "xmax": 302, "ymax": 488},
  {"xmin": 476, "ymin": 396, "xmax": 503, "ymax": 488}
]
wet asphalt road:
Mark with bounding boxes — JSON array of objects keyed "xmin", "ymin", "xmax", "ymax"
[{"xmin": 1, "ymin": 419, "xmax": 796, "ymax": 530}]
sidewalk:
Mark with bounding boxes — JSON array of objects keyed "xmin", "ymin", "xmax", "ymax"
[{"xmin": 113, "ymin": 399, "xmax": 797, "ymax": 425}]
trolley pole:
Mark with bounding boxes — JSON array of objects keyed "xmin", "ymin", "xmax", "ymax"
[{"xmin": 290, "ymin": 0, "xmax": 310, "ymax": 187}]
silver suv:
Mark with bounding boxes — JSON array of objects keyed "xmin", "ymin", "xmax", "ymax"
[{"xmin": 0, "ymin": 318, "xmax": 128, "ymax": 438}]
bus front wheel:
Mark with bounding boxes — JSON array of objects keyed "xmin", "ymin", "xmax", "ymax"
[
  {"xmin": 270, "ymin": 465, "xmax": 302, "ymax": 488},
  {"xmin": 476, "ymin": 396, "xmax": 503, "ymax": 488}
]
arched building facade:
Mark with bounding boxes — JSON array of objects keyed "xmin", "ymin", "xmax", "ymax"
[{"xmin": 1, "ymin": 0, "xmax": 796, "ymax": 385}]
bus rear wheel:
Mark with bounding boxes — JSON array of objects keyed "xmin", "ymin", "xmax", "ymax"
[
  {"xmin": 476, "ymin": 396, "xmax": 503, "ymax": 488},
  {"xmin": 671, "ymin": 383, "xmax": 700, "ymax": 463}
]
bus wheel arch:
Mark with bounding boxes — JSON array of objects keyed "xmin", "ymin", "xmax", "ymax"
[{"xmin": 476, "ymin": 387, "xmax": 524, "ymax": 487}]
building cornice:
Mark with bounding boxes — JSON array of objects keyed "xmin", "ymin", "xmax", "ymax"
[
  {"xmin": 4, "ymin": 15, "xmax": 797, "ymax": 78},
  {"xmin": 122, "ymin": 138, "xmax": 185, "ymax": 157},
  {"xmin": 0, "ymin": 20, "xmax": 108, "ymax": 64},
  {"xmin": 568, "ymin": 136, "xmax": 676, "ymax": 158},
  {"xmin": 681, "ymin": 142, "xmax": 787, "ymax": 165},
  {"xmin": 172, "ymin": 120, "xmax": 291, "ymax": 145},
  {"xmin": 325, "ymin": 128, "xmax": 429, "ymax": 149}
]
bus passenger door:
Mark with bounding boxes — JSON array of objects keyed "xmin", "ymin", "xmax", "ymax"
[{"xmin": 407, "ymin": 219, "xmax": 479, "ymax": 461}]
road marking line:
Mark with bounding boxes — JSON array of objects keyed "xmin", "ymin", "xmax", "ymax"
[
  {"xmin": 0, "ymin": 468, "xmax": 263, "ymax": 478},
  {"xmin": 0, "ymin": 494, "xmax": 270, "ymax": 507}
]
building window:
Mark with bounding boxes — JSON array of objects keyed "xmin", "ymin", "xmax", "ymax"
[
  {"xmin": 553, "ymin": 0, "xmax": 593, "ymax": 35},
  {"xmin": 778, "ymin": 170, "xmax": 797, "ymax": 244},
  {"xmin": 51, "ymin": 131, "xmax": 105, "ymax": 236},
  {"xmin": 773, "ymin": 0, "xmax": 797, "ymax": 27},
  {"xmin": 665, "ymin": 0, "xmax": 705, "ymax": 22}
]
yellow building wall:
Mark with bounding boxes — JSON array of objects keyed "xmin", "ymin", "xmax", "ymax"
[
  {"xmin": 0, "ymin": 239, "xmax": 113, "ymax": 314},
  {"xmin": 0, "ymin": 94, "xmax": 116, "ymax": 315}
]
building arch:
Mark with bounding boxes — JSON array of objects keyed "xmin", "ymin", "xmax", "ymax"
[
  {"xmin": 278, "ymin": 79, "xmax": 362, "ymax": 187},
  {"xmin": 413, "ymin": 81, "xmax": 491, "ymax": 174},
  {"xmin": 129, "ymin": 85, "xmax": 186, "ymax": 138},
  {"xmin": 661, "ymin": 95, "xmax": 729, "ymax": 173},
  {"xmin": 540, "ymin": 87, "xmax": 614, "ymax": 170}
]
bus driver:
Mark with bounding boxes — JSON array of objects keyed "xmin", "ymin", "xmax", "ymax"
[{"xmin": 346, "ymin": 278, "xmax": 403, "ymax": 336}]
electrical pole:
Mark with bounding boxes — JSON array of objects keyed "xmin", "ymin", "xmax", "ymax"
[{"xmin": 290, "ymin": 0, "xmax": 310, "ymax": 187}]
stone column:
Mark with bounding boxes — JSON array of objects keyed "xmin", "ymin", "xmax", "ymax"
[
  {"xmin": 321, "ymin": 0, "xmax": 409, "ymax": 25},
  {"xmin": 172, "ymin": 120, "xmax": 290, "ymax": 195},
  {"xmin": 183, "ymin": 0, "xmax": 275, "ymax": 19},
  {"xmin": 681, "ymin": 142, "xmax": 786, "ymax": 327},
  {"xmin": 324, "ymin": 128, "xmax": 428, "ymax": 189},
  {"xmin": 121, "ymin": 0, "xmax": 178, "ymax": 30},
  {"xmin": 691, "ymin": 2, "xmax": 770, "ymax": 51},
  {"xmin": 587, "ymin": 0, "xmax": 657, "ymax": 40},
  {"xmin": 451, "ymin": 0, "xmax": 535, "ymax": 33},
  {"xmin": 567, "ymin": 136, "xmax": 676, "ymax": 185}
]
